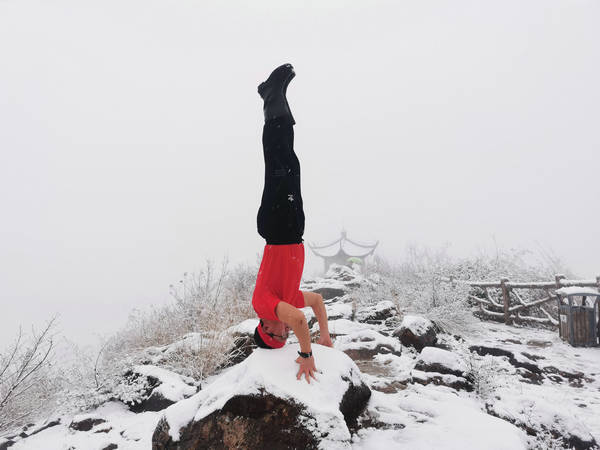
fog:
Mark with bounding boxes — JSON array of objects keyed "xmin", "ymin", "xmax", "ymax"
[{"xmin": 1, "ymin": 0, "xmax": 598, "ymax": 345}]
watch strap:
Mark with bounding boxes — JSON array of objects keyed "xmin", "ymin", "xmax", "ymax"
[{"xmin": 297, "ymin": 350, "xmax": 313, "ymax": 358}]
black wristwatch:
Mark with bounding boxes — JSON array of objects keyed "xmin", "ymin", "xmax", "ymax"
[{"xmin": 297, "ymin": 350, "xmax": 313, "ymax": 359}]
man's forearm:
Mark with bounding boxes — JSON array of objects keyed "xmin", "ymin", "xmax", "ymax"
[
  {"xmin": 311, "ymin": 298, "xmax": 330, "ymax": 337},
  {"xmin": 291, "ymin": 316, "xmax": 312, "ymax": 353}
]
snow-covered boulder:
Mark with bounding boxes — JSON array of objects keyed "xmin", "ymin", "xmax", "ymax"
[
  {"xmin": 325, "ymin": 264, "xmax": 359, "ymax": 282},
  {"xmin": 409, "ymin": 347, "xmax": 470, "ymax": 391},
  {"xmin": 0, "ymin": 418, "xmax": 62, "ymax": 449},
  {"xmin": 415, "ymin": 347, "xmax": 467, "ymax": 377},
  {"xmin": 412, "ymin": 347, "xmax": 473, "ymax": 391},
  {"xmin": 393, "ymin": 315, "xmax": 438, "ymax": 351},
  {"xmin": 223, "ymin": 319, "xmax": 260, "ymax": 368},
  {"xmin": 335, "ymin": 329, "xmax": 402, "ymax": 360},
  {"xmin": 311, "ymin": 287, "xmax": 347, "ymax": 300},
  {"xmin": 355, "ymin": 300, "xmax": 397, "ymax": 324},
  {"xmin": 117, "ymin": 365, "xmax": 198, "ymax": 413},
  {"xmin": 226, "ymin": 318, "xmax": 258, "ymax": 336},
  {"xmin": 152, "ymin": 345, "xmax": 371, "ymax": 449},
  {"xmin": 312, "ymin": 318, "xmax": 377, "ymax": 336}
]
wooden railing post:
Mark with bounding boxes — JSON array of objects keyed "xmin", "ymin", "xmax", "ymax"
[
  {"xmin": 596, "ymin": 275, "xmax": 600, "ymax": 289},
  {"xmin": 500, "ymin": 278, "xmax": 511, "ymax": 324},
  {"xmin": 555, "ymin": 274, "xmax": 565, "ymax": 289}
]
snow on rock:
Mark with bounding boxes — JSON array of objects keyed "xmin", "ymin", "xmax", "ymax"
[
  {"xmin": 486, "ymin": 387, "xmax": 598, "ymax": 449},
  {"xmin": 133, "ymin": 365, "xmax": 198, "ymax": 403},
  {"xmin": 325, "ymin": 263, "xmax": 360, "ymax": 281},
  {"xmin": 69, "ymin": 413, "xmax": 106, "ymax": 431},
  {"xmin": 411, "ymin": 347, "xmax": 472, "ymax": 391},
  {"xmin": 356, "ymin": 387, "xmax": 528, "ymax": 449},
  {"xmin": 326, "ymin": 302, "xmax": 354, "ymax": 320},
  {"xmin": 416, "ymin": 347, "xmax": 467, "ymax": 375},
  {"xmin": 10, "ymin": 401, "xmax": 162, "ymax": 450},
  {"xmin": 399, "ymin": 315, "xmax": 434, "ymax": 336},
  {"xmin": 117, "ymin": 365, "xmax": 198, "ymax": 413},
  {"xmin": 393, "ymin": 315, "xmax": 438, "ymax": 351},
  {"xmin": 153, "ymin": 344, "xmax": 371, "ymax": 449},
  {"xmin": 300, "ymin": 264, "xmax": 368, "ymax": 301},
  {"xmin": 312, "ymin": 318, "xmax": 377, "ymax": 336},
  {"xmin": 227, "ymin": 318, "xmax": 258, "ymax": 335},
  {"xmin": 335, "ymin": 329, "xmax": 402, "ymax": 360},
  {"xmin": 355, "ymin": 300, "xmax": 397, "ymax": 324}
]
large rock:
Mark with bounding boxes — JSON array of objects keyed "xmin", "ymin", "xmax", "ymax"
[
  {"xmin": 393, "ymin": 315, "xmax": 438, "ymax": 351},
  {"xmin": 152, "ymin": 345, "xmax": 371, "ymax": 449}
]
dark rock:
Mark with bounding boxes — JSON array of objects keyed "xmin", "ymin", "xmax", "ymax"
[
  {"xmin": 118, "ymin": 367, "xmax": 198, "ymax": 413},
  {"xmin": 129, "ymin": 390, "xmax": 176, "ymax": 414},
  {"xmin": 311, "ymin": 287, "xmax": 346, "ymax": 300},
  {"xmin": 468, "ymin": 346, "xmax": 542, "ymax": 374},
  {"xmin": 371, "ymin": 380, "xmax": 408, "ymax": 394},
  {"xmin": 152, "ymin": 394, "xmax": 319, "ymax": 450},
  {"xmin": 101, "ymin": 445, "xmax": 118, "ymax": 450},
  {"xmin": 0, "ymin": 440, "xmax": 16, "ymax": 450},
  {"xmin": 356, "ymin": 301, "xmax": 397, "ymax": 324},
  {"xmin": 69, "ymin": 416, "xmax": 106, "ymax": 432},
  {"xmin": 542, "ymin": 366, "xmax": 592, "ymax": 388},
  {"xmin": 526, "ymin": 340, "xmax": 552, "ymax": 348},
  {"xmin": 343, "ymin": 344, "xmax": 401, "ymax": 361},
  {"xmin": 412, "ymin": 371, "xmax": 473, "ymax": 392},
  {"xmin": 28, "ymin": 419, "xmax": 60, "ymax": 437},
  {"xmin": 414, "ymin": 360, "xmax": 464, "ymax": 378},
  {"xmin": 220, "ymin": 334, "xmax": 256, "ymax": 370},
  {"xmin": 338, "ymin": 377, "xmax": 372, "ymax": 429},
  {"xmin": 393, "ymin": 317, "xmax": 437, "ymax": 351},
  {"xmin": 521, "ymin": 352, "xmax": 545, "ymax": 361}
]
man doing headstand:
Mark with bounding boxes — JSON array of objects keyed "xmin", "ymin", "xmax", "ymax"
[{"xmin": 251, "ymin": 64, "xmax": 332, "ymax": 383}]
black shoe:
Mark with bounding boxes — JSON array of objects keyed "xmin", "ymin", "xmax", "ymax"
[{"xmin": 258, "ymin": 63, "xmax": 295, "ymax": 124}]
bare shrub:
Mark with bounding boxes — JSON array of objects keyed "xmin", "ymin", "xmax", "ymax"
[
  {"xmin": 357, "ymin": 244, "xmax": 571, "ymax": 333},
  {"xmin": 357, "ymin": 246, "xmax": 475, "ymax": 333},
  {"xmin": 99, "ymin": 258, "xmax": 258, "ymax": 381},
  {"xmin": 0, "ymin": 318, "xmax": 59, "ymax": 433}
]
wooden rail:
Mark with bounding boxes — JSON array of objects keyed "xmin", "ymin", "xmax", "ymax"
[{"xmin": 446, "ymin": 274, "xmax": 600, "ymax": 326}]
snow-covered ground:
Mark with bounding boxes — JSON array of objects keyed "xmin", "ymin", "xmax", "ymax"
[{"xmin": 3, "ymin": 267, "xmax": 599, "ymax": 450}]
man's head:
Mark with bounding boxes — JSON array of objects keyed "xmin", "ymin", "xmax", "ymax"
[{"xmin": 254, "ymin": 319, "xmax": 291, "ymax": 349}]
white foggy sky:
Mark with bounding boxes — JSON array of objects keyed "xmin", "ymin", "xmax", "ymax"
[{"xmin": 1, "ymin": 0, "xmax": 599, "ymax": 345}]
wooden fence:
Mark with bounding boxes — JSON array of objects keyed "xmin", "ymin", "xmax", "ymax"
[{"xmin": 446, "ymin": 274, "xmax": 600, "ymax": 326}]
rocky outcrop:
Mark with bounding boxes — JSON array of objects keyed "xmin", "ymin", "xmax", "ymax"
[
  {"xmin": 393, "ymin": 315, "xmax": 438, "ymax": 351},
  {"xmin": 468, "ymin": 345, "xmax": 543, "ymax": 384},
  {"xmin": 152, "ymin": 345, "xmax": 371, "ymax": 449},
  {"xmin": 335, "ymin": 329, "xmax": 402, "ymax": 360},
  {"xmin": 117, "ymin": 365, "xmax": 199, "ymax": 413},
  {"xmin": 356, "ymin": 301, "xmax": 397, "ymax": 325},
  {"xmin": 412, "ymin": 347, "xmax": 473, "ymax": 392},
  {"xmin": 311, "ymin": 287, "xmax": 346, "ymax": 300}
]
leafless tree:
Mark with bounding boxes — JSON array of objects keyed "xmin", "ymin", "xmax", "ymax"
[{"xmin": 0, "ymin": 317, "xmax": 58, "ymax": 433}]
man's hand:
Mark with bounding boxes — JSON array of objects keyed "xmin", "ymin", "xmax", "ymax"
[
  {"xmin": 317, "ymin": 335, "xmax": 333, "ymax": 347},
  {"xmin": 295, "ymin": 356, "xmax": 317, "ymax": 383}
]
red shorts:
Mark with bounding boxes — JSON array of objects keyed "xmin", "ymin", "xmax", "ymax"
[{"xmin": 252, "ymin": 243, "xmax": 305, "ymax": 321}]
